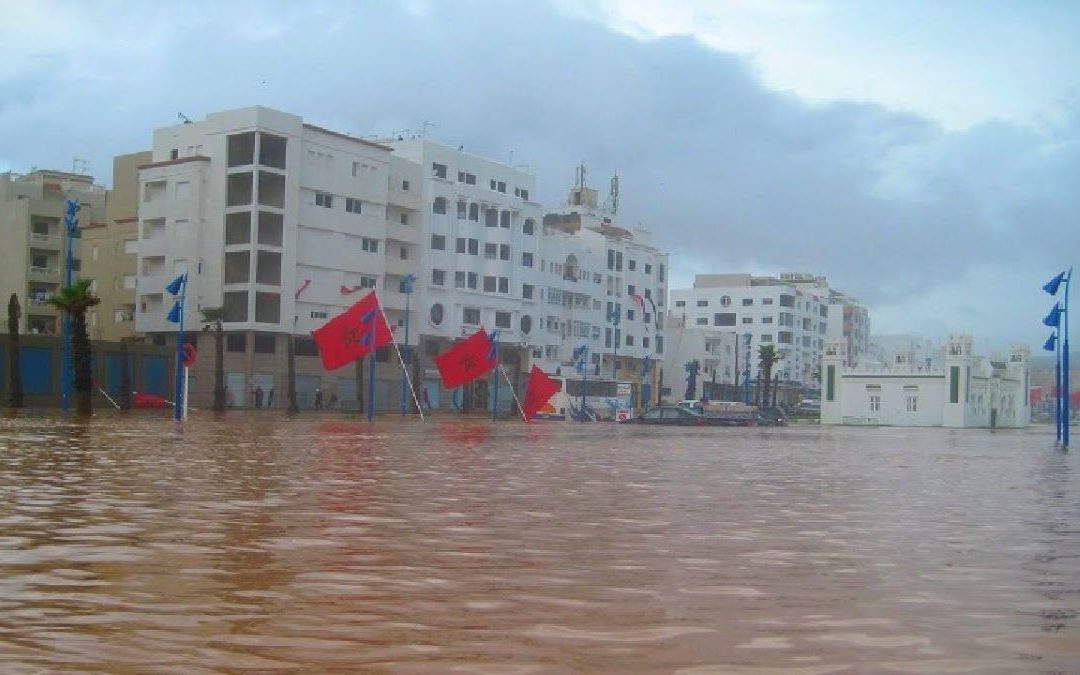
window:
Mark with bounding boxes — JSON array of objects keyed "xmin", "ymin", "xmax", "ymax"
[
  {"xmin": 869, "ymin": 395, "xmax": 881, "ymax": 412},
  {"xmin": 675, "ymin": 300, "xmax": 685, "ymax": 308},
  {"xmin": 500, "ymin": 244, "xmax": 510, "ymax": 261},
  {"xmin": 627, "ymin": 284, "xmax": 636, "ymax": 296},
  {"xmin": 742, "ymin": 317, "xmax": 753, "ymax": 324},
  {"xmin": 906, "ymin": 395, "xmax": 918, "ymax": 412},
  {"xmin": 626, "ymin": 334, "xmax": 634, "ymax": 346},
  {"xmin": 432, "ymin": 197, "xmax": 447, "ymax": 214},
  {"xmin": 779, "ymin": 331, "xmax": 793, "ymax": 344},
  {"xmin": 696, "ymin": 317, "xmax": 709, "ymax": 325},
  {"xmin": 742, "ymin": 298, "xmax": 753, "ymax": 306},
  {"xmin": 644, "ymin": 288, "xmax": 651, "ymax": 299},
  {"xmin": 430, "ymin": 303, "xmax": 444, "ymax": 325},
  {"xmin": 657, "ymin": 336, "xmax": 665, "ymax": 354},
  {"xmin": 454, "ymin": 271, "xmax": 465, "ymax": 288},
  {"xmin": 763, "ymin": 298, "xmax": 774, "ymax": 305},
  {"xmin": 697, "ymin": 300, "xmax": 708, "ymax": 307},
  {"xmin": 484, "ymin": 276, "xmax": 496, "ymax": 292},
  {"xmin": 523, "ymin": 218, "xmax": 535, "ymax": 235},
  {"xmin": 521, "ymin": 251, "xmax": 534, "ymax": 267},
  {"xmin": 644, "ymin": 263, "xmax": 652, "ymax": 274},
  {"xmin": 457, "ymin": 200, "xmax": 467, "ymax": 218},
  {"xmin": 713, "ymin": 313, "xmax": 736, "ymax": 327},
  {"xmin": 456, "ymin": 237, "xmax": 466, "ymax": 254},
  {"xmin": 432, "ymin": 269, "xmax": 446, "ymax": 286},
  {"xmin": 467, "ymin": 272, "xmax": 477, "ymax": 289},
  {"xmin": 458, "ymin": 171, "xmax": 476, "ymax": 184},
  {"xmin": 469, "ymin": 203, "xmax": 479, "ymax": 221},
  {"xmin": 720, "ymin": 296, "xmax": 731, "ymax": 307},
  {"xmin": 520, "ymin": 315, "xmax": 532, "ymax": 334},
  {"xmin": 463, "ymin": 307, "xmax": 481, "ymax": 325},
  {"xmin": 402, "ymin": 180, "xmax": 410, "ymax": 191},
  {"xmin": 315, "ymin": 191, "xmax": 333, "ymax": 208},
  {"xmin": 627, "ymin": 309, "xmax": 635, "ymax": 320},
  {"xmin": 761, "ymin": 334, "xmax": 773, "ymax": 343},
  {"xmin": 431, "ymin": 234, "xmax": 446, "ymax": 250},
  {"xmin": 498, "ymin": 277, "xmax": 509, "ymax": 294},
  {"xmin": 762, "ymin": 316, "xmax": 774, "ymax": 324},
  {"xmin": 361, "ymin": 238, "xmax": 379, "ymax": 253},
  {"xmin": 516, "ymin": 187, "xmax": 529, "ymax": 200},
  {"xmin": 253, "ymin": 333, "xmax": 276, "ymax": 353},
  {"xmin": 500, "ymin": 211, "xmax": 510, "ymax": 228},
  {"xmin": 226, "ymin": 333, "xmax": 246, "ymax": 352},
  {"xmin": 628, "ymin": 259, "xmax": 636, "ymax": 271},
  {"xmin": 780, "ymin": 294, "xmax": 795, "ymax": 308},
  {"xmin": 343, "ymin": 197, "xmax": 362, "ymax": 214},
  {"xmin": 352, "ymin": 161, "xmax": 360, "ymax": 177},
  {"xmin": 522, "ymin": 283, "xmax": 534, "ymax": 299},
  {"xmin": 495, "ymin": 311, "xmax": 512, "ymax": 329},
  {"xmin": 360, "ymin": 275, "xmax": 377, "ymax": 289},
  {"xmin": 295, "ymin": 338, "xmax": 319, "ymax": 357},
  {"xmin": 468, "ymin": 238, "xmax": 479, "ymax": 255},
  {"xmin": 642, "ymin": 336, "xmax": 650, "ymax": 349},
  {"xmin": 484, "ymin": 242, "xmax": 497, "ymax": 259},
  {"xmin": 432, "ymin": 162, "xmax": 448, "ymax": 179},
  {"xmin": 485, "ymin": 208, "xmax": 498, "ymax": 227}
]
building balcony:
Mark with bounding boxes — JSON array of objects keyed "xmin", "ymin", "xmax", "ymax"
[
  {"xmin": 29, "ymin": 232, "xmax": 61, "ymax": 249},
  {"xmin": 384, "ymin": 257, "xmax": 417, "ymax": 277},
  {"xmin": 28, "ymin": 266, "xmax": 60, "ymax": 283},
  {"xmin": 389, "ymin": 186, "xmax": 422, "ymax": 211}
]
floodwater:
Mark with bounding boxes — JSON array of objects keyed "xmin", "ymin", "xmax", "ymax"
[{"xmin": 0, "ymin": 413, "xmax": 1077, "ymax": 674}]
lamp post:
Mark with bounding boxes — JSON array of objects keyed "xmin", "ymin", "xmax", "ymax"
[
  {"xmin": 742, "ymin": 332, "xmax": 752, "ymax": 405},
  {"xmin": 1043, "ymin": 269, "xmax": 1072, "ymax": 449},
  {"xmin": 609, "ymin": 309, "xmax": 620, "ymax": 381},
  {"xmin": 573, "ymin": 344, "xmax": 588, "ymax": 420},
  {"xmin": 61, "ymin": 199, "xmax": 79, "ymax": 412},
  {"xmin": 399, "ymin": 273, "xmax": 415, "ymax": 416},
  {"xmin": 165, "ymin": 272, "xmax": 188, "ymax": 421},
  {"xmin": 641, "ymin": 354, "xmax": 652, "ymax": 413}
]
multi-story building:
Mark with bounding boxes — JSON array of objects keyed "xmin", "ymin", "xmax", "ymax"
[
  {"xmin": 670, "ymin": 273, "xmax": 847, "ymax": 388},
  {"xmin": 0, "ymin": 169, "xmax": 107, "ymax": 335},
  {"xmin": 81, "ymin": 151, "xmax": 150, "ymax": 340},
  {"xmin": 133, "ymin": 106, "xmax": 421, "ymax": 408},
  {"xmin": 660, "ymin": 314, "xmax": 738, "ymax": 402}
]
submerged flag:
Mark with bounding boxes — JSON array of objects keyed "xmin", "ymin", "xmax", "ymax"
[
  {"xmin": 311, "ymin": 291, "xmax": 392, "ymax": 370},
  {"xmin": 1043, "ymin": 303, "xmax": 1062, "ymax": 328},
  {"xmin": 521, "ymin": 366, "xmax": 560, "ymax": 421},
  {"xmin": 1044, "ymin": 334, "xmax": 1058, "ymax": 352},
  {"xmin": 434, "ymin": 328, "xmax": 497, "ymax": 389},
  {"xmin": 1043, "ymin": 271, "xmax": 1067, "ymax": 296}
]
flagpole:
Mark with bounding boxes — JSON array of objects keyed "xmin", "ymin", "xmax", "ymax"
[
  {"xmin": 492, "ymin": 351, "xmax": 499, "ymax": 421},
  {"xmin": 378, "ymin": 305, "xmax": 425, "ymax": 421},
  {"xmin": 1055, "ymin": 317, "xmax": 1063, "ymax": 444},
  {"xmin": 1064, "ymin": 268, "xmax": 1071, "ymax": 450},
  {"xmin": 367, "ymin": 349, "xmax": 376, "ymax": 423},
  {"xmin": 497, "ymin": 364, "xmax": 526, "ymax": 421},
  {"xmin": 173, "ymin": 276, "xmax": 186, "ymax": 422}
]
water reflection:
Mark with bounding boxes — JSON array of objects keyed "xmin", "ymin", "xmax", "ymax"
[{"xmin": 0, "ymin": 413, "xmax": 1077, "ymax": 672}]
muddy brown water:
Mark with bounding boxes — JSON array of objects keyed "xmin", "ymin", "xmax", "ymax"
[{"xmin": 0, "ymin": 412, "xmax": 1077, "ymax": 673}]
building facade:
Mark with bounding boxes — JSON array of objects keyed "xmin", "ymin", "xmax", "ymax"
[
  {"xmin": 0, "ymin": 169, "xmax": 107, "ymax": 335},
  {"xmin": 821, "ymin": 335, "xmax": 1030, "ymax": 428}
]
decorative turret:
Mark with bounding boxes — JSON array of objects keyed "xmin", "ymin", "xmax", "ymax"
[
  {"xmin": 943, "ymin": 334, "xmax": 973, "ymax": 427},
  {"xmin": 820, "ymin": 338, "xmax": 846, "ymax": 424}
]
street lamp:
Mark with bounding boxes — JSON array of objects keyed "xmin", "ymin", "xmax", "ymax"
[
  {"xmin": 742, "ymin": 332, "xmax": 752, "ymax": 405},
  {"xmin": 399, "ymin": 273, "xmax": 415, "ymax": 416},
  {"xmin": 573, "ymin": 344, "xmax": 588, "ymax": 420},
  {"xmin": 61, "ymin": 199, "xmax": 79, "ymax": 412},
  {"xmin": 1043, "ymin": 269, "xmax": 1071, "ymax": 449},
  {"xmin": 609, "ymin": 309, "xmax": 621, "ymax": 381}
]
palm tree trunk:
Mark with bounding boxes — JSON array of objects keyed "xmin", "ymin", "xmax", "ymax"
[
  {"xmin": 8, "ymin": 293, "xmax": 23, "ymax": 408},
  {"xmin": 71, "ymin": 310, "xmax": 92, "ymax": 416},
  {"xmin": 213, "ymin": 322, "xmax": 226, "ymax": 411}
]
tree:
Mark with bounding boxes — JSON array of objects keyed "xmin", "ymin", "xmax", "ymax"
[
  {"xmin": 757, "ymin": 345, "xmax": 780, "ymax": 409},
  {"xmin": 200, "ymin": 306, "xmax": 227, "ymax": 411},
  {"xmin": 7, "ymin": 293, "xmax": 23, "ymax": 408},
  {"xmin": 684, "ymin": 359, "xmax": 700, "ymax": 400},
  {"xmin": 49, "ymin": 279, "xmax": 100, "ymax": 416}
]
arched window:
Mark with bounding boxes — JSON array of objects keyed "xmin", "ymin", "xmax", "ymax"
[
  {"xmin": 520, "ymin": 315, "xmax": 532, "ymax": 335},
  {"xmin": 430, "ymin": 303, "xmax": 444, "ymax": 326},
  {"xmin": 432, "ymin": 197, "xmax": 447, "ymax": 214}
]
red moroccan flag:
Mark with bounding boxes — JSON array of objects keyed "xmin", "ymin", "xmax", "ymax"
[
  {"xmin": 521, "ymin": 366, "xmax": 560, "ymax": 421},
  {"xmin": 434, "ymin": 328, "xmax": 497, "ymax": 389},
  {"xmin": 311, "ymin": 291, "xmax": 393, "ymax": 370}
]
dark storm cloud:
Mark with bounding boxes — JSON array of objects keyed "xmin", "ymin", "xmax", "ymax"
[{"xmin": 1, "ymin": 1, "xmax": 1076, "ymax": 342}]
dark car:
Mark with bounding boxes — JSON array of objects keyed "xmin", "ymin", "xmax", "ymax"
[
  {"xmin": 757, "ymin": 407, "xmax": 788, "ymax": 426},
  {"xmin": 632, "ymin": 406, "xmax": 705, "ymax": 426}
]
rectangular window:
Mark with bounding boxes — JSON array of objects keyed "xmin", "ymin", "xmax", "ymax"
[
  {"xmin": 521, "ymin": 251, "xmax": 534, "ymax": 267},
  {"xmin": 826, "ymin": 365, "xmax": 836, "ymax": 401},
  {"xmin": 761, "ymin": 334, "xmax": 773, "ymax": 343},
  {"xmin": 522, "ymin": 283, "xmax": 534, "ymax": 299},
  {"xmin": 906, "ymin": 395, "xmax": 918, "ymax": 412},
  {"xmin": 226, "ymin": 333, "xmax": 246, "ymax": 353},
  {"xmin": 696, "ymin": 317, "xmax": 709, "ymax": 325},
  {"xmin": 456, "ymin": 237, "xmax": 466, "ymax": 254},
  {"xmin": 454, "ymin": 271, "xmax": 465, "ymax": 288},
  {"xmin": 345, "ymin": 198, "xmax": 362, "ymax": 214},
  {"xmin": 463, "ymin": 307, "xmax": 481, "ymax": 325},
  {"xmin": 625, "ymin": 334, "xmax": 634, "ymax": 346},
  {"xmin": 763, "ymin": 297, "xmax": 774, "ymax": 305},
  {"xmin": 495, "ymin": 311, "xmax": 512, "ymax": 329},
  {"xmin": 869, "ymin": 395, "xmax": 881, "ymax": 412},
  {"xmin": 762, "ymin": 316, "xmax": 774, "ymax": 324},
  {"xmin": 361, "ymin": 238, "xmax": 379, "ymax": 253},
  {"xmin": 432, "ymin": 162, "xmax": 448, "ymax": 179},
  {"xmin": 483, "ymin": 276, "xmax": 497, "ymax": 292},
  {"xmin": 467, "ymin": 272, "xmax": 477, "ymax": 289},
  {"xmin": 627, "ymin": 309, "xmax": 635, "ymax": 320},
  {"xmin": 644, "ymin": 263, "xmax": 652, "ymax": 274},
  {"xmin": 360, "ymin": 275, "xmax": 377, "ymax": 289},
  {"xmin": 484, "ymin": 242, "xmax": 497, "ymax": 259},
  {"xmin": 628, "ymin": 259, "xmax": 636, "ymax": 271},
  {"xmin": 713, "ymin": 313, "xmax": 736, "ymax": 327},
  {"xmin": 498, "ymin": 277, "xmax": 509, "ymax": 294},
  {"xmin": 742, "ymin": 316, "xmax": 753, "ymax": 324},
  {"xmin": 642, "ymin": 336, "xmax": 650, "ymax": 349},
  {"xmin": 950, "ymin": 366, "xmax": 960, "ymax": 403},
  {"xmin": 656, "ymin": 336, "xmax": 664, "ymax": 354},
  {"xmin": 675, "ymin": 300, "xmax": 685, "ymax": 307},
  {"xmin": 697, "ymin": 300, "xmax": 708, "ymax": 307},
  {"xmin": 402, "ymin": 180, "xmax": 410, "ymax": 191},
  {"xmin": 742, "ymin": 298, "xmax": 753, "ymax": 306},
  {"xmin": 500, "ymin": 244, "xmax": 511, "ymax": 261},
  {"xmin": 468, "ymin": 239, "xmax": 479, "ymax": 255},
  {"xmin": 457, "ymin": 200, "xmax": 467, "ymax": 219},
  {"xmin": 315, "ymin": 191, "xmax": 333, "ymax": 208},
  {"xmin": 431, "ymin": 234, "xmax": 446, "ymax": 250},
  {"xmin": 432, "ymin": 269, "xmax": 446, "ymax": 286},
  {"xmin": 253, "ymin": 333, "xmax": 276, "ymax": 354}
]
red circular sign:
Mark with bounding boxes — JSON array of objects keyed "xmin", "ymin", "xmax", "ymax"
[{"xmin": 182, "ymin": 342, "xmax": 197, "ymax": 367}]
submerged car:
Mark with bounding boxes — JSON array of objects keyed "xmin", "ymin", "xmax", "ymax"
[
  {"xmin": 757, "ymin": 407, "xmax": 788, "ymax": 426},
  {"xmin": 632, "ymin": 406, "xmax": 705, "ymax": 425}
]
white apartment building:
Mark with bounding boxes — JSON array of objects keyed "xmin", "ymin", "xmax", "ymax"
[
  {"xmin": 134, "ymin": 106, "xmax": 421, "ymax": 408},
  {"xmin": 821, "ymin": 335, "xmax": 1030, "ymax": 428},
  {"xmin": 670, "ymin": 273, "xmax": 832, "ymax": 388},
  {"xmin": 661, "ymin": 315, "xmax": 738, "ymax": 402}
]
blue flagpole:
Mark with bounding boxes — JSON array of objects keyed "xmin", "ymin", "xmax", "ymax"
[
  {"xmin": 367, "ymin": 350, "xmax": 376, "ymax": 422},
  {"xmin": 173, "ymin": 277, "xmax": 186, "ymax": 421},
  {"xmin": 1055, "ymin": 323, "xmax": 1063, "ymax": 444},
  {"xmin": 61, "ymin": 199, "xmax": 78, "ymax": 412},
  {"xmin": 1064, "ymin": 268, "xmax": 1072, "ymax": 450}
]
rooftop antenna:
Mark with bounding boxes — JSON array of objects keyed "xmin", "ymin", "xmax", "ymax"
[
  {"xmin": 608, "ymin": 172, "xmax": 619, "ymax": 214},
  {"xmin": 575, "ymin": 163, "xmax": 587, "ymax": 189},
  {"xmin": 72, "ymin": 158, "xmax": 90, "ymax": 176},
  {"xmin": 177, "ymin": 112, "xmax": 192, "ymax": 124},
  {"xmin": 420, "ymin": 120, "xmax": 435, "ymax": 138}
]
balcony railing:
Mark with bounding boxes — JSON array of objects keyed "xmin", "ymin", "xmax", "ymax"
[
  {"xmin": 29, "ymin": 266, "xmax": 60, "ymax": 280},
  {"xmin": 30, "ymin": 232, "xmax": 61, "ymax": 247}
]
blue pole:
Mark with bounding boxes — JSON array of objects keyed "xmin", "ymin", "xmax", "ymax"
[
  {"xmin": 61, "ymin": 199, "xmax": 78, "ymax": 412},
  {"xmin": 1055, "ymin": 325, "xmax": 1062, "ymax": 443},
  {"xmin": 742, "ymin": 334, "xmax": 751, "ymax": 405},
  {"xmin": 400, "ymin": 284, "xmax": 411, "ymax": 416},
  {"xmin": 582, "ymin": 348, "xmax": 587, "ymax": 419},
  {"xmin": 492, "ymin": 359, "xmax": 499, "ymax": 421},
  {"xmin": 367, "ymin": 349, "xmax": 376, "ymax": 422},
  {"xmin": 173, "ymin": 277, "xmax": 186, "ymax": 421},
  {"xmin": 1064, "ymin": 268, "xmax": 1071, "ymax": 450}
]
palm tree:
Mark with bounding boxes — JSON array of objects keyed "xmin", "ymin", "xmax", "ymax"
[
  {"xmin": 49, "ymin": 279, "xmax": 100, "ymax": 415},
  {"xmin": 199, "ymin": 306, "xmax": 227, "ymax": 411},
  {"xmin": 757, "ymin": 345, "xmax": 780, "ymax": 409},
  {"xmin": 7, "ymin": 293, "xmax": 24, "ymax": 408}
]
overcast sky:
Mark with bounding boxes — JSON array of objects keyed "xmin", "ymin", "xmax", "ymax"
[{"xmin": 2, "ymin": 0, "xmax": 1077, "ymax": 351}]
